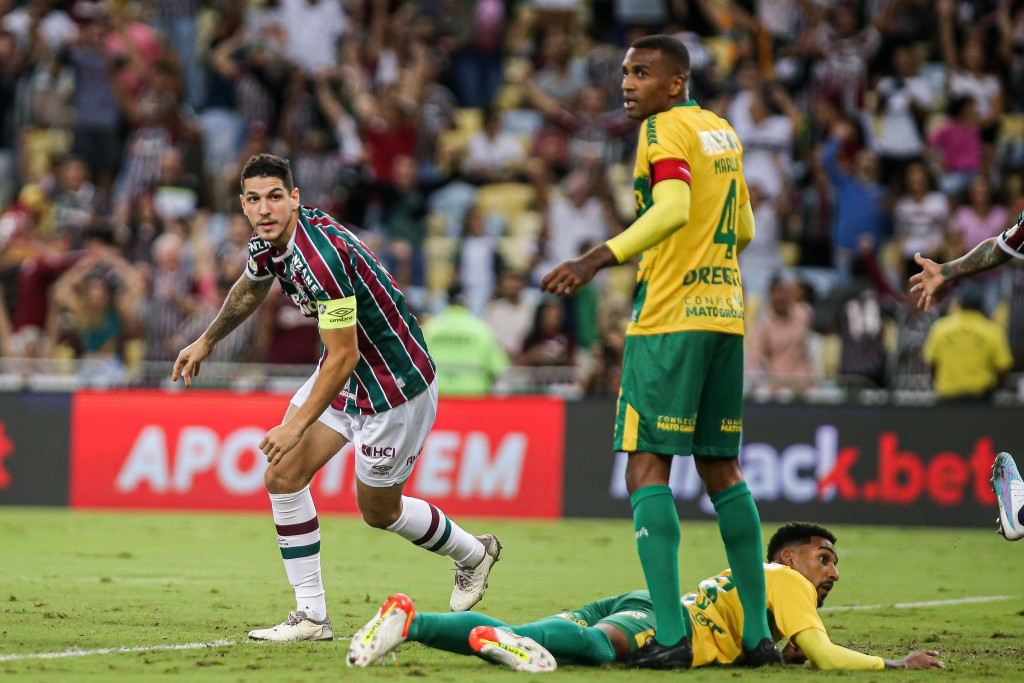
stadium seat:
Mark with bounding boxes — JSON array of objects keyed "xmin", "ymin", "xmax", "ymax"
[
  {"xmin": 498, "ymin": 235, "xmax": 536, "ymax": 272},
  {"xmin": 456, "ymin": 108, "xmax": 483, "ymax": 135},
  {"xmin": 476, "ymin": 183, "xmax": 536, "ymax": 224},
  {"xmin": 424, "ymin": 235, "xmax": 456, "ymax": 293},
  {"xmin": 506, "ymin": 209, "xmax": 543, "ymax": 239}
]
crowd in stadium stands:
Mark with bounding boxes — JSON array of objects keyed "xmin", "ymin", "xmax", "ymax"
[{"xmin": 2, "ymin": 0, "xmax": 1024, "ymax": 401}]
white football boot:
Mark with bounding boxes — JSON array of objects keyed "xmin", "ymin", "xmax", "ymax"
[
  {"xmin": 347, "ymin": 593, "xmax": 416, "ymax": 667},
  {"xmin": 450, "ymin": 534, "xmax": 502, "ymax": 611},
  {"xmin": 992, "ymin": 452, "xmax": 1024, "ymax": 541},
  {"xmin": 468, "ymin": 626, "xmax": 557, "ymax": 672},
  {"xmin": 248, "ymin": 611, "xmax": 333, "ymax": 641}
]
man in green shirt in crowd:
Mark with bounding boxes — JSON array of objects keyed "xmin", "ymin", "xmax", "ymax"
[{"xmin": 422, "ymin": 284, "xmax": 510, "ymax": 396}]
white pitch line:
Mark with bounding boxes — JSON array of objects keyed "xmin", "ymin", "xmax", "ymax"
[
  {"xmin": 0, "ymin": 639, "xmax": 239, "ymax": 662},
  {"xmin": 821, "ymin": 595, "xmax": 1015, "ymax": 612},
  {"xmin": 1, "ymin": 596, "xmax": 1016, "ymax": 663}
]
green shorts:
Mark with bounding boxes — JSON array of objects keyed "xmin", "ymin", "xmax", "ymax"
[
  {"xmin": 561, "ymin": 590, "xmax": 656, "ymax": 653},
  {"xmin": 614, "ymin": 331, "xmax": 743, "ymax": 458}
]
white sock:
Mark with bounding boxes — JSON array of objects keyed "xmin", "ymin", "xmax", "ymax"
[
  {"xmin": 386, "ymin": 496, "xmax": 484, "ymax": 567},
  {"xmin": 270, "ymin": 485, "xmax": 327, "ymax": 622}
]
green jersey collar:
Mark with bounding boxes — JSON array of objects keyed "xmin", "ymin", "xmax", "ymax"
[{"xmin": 672, "ymin": 100, "xmax": 698, "ymax": 109}]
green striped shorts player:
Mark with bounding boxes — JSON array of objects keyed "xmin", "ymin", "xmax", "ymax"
[{"xmin": 614, "ymin": 331, "xmax": 743, "ymax": 458}]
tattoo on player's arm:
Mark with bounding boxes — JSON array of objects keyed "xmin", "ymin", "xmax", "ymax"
[
  {"xmin": 205, "ymin": 277, "xmax": 272, "ymax": 343},
  {"xmin": 940, "ymin": 238, "xmax": 1009, "ymax": 281}
]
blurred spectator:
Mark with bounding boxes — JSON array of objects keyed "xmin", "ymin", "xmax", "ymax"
[
  {"xmin": 153, "ymin": 147, "xmax": 201, "ymax": 224},
  {"xmin": 872, "ymin": 45, "xmax": 933, "ymax": 190},
  {"xmin": 141, "ymin": 232, "xmax": 204, "ymax": 362},
  {"xmin": 583, "ymin": 314, "xmax": 625, "ymax": 396},
  {"xmin": 807, "ymin": 3, "xmax": 880, "ymax": 117},
  {"xmin": 532, "ymin": 171, "xmax": 614, "ymax": 284},
  {"xmin": 822, "ymin": 119, "xmax": 890, "ymax": 275},
  {"xmin": 359, "ymin": 85, "xmax": 418, "ymax": 185},
  {"xmin": 998, "ymin": 0, "xmax": 1024, "ymax": 112},
  {"xmin": 170, "ymin": 251, "xmax": 258, "ymax": 364},
  {"xmin": 3, "ymin": 0, "xmax": 75, "ymax": 53},
  {"xmin": 747, "ymin": 273, "xmax": 816, "ymax": 392},
  {"xmin": 813, "ymin": 246, "xmax": 892, "ymax": 388},
  {"xmin": 275, "ymin": 0, "xmax": 349, "ymax": 74},
  {"xmin": 421, "ymin": 283, "xmax": 509, "ymax": 396},
  {"xmin": 463, "ymin": 106, "xmax": 528, "ymax": 184},
  {"xmin": 153, "ymin": 0, "xmax": 203, "ymax": 110},
  {"xmin": 526, "ymin": 83, "xmax": 635, "ymax": 172},
  {"xmin": 372, "ymin": 155, "xmax": 434, "ymax": 291},
  {"xmin": 788, "ymin": 151, "xmax": 835, "ymax": 268},
  {"xmin": 739, "ymin": 181, "xmax": 785, "ymax": 302},
  {"xmin": 923, "ymin": 284, "xmax": 1012, "ymax": 402},
  {"xmin": 105, "ymin": 5, "xmax": 163, "ymax": 103},
  {"xmin": 115, "ymin": 191, "xmax": 166, "ymax": 264},
  {"xmin": 446, "ymin": 0, "xmax": 505, "ymax": 108},
  {"xmin": 729, "ymin": 82, "xmax": 798, "ymax": 202},
  {"xmin": 455, "ymin": 204, "xmax": 503, "ymax": 316},
  {"xmin": 0, "ymin": 28, "xmax": 23, "ymax": 208},
  {"xmin": 112, "ymin": 60, "xmax": 186, "ymax": 211},
  {"xmin": 927, "ymin": 95, "xmax": 982, "ymax": 197},
  {"xmin": 47, "ymin": 245, "xmax": 143, "ymax": 379},
  {"xmin": 49, "ymin": 155, "xmax": 100, "ymax": 249},
  {"xmin": 520, "ymin": 296, "xmax": 574, "ymax": 367},
  {"xmin": 893, "ymin": 162, "xmax": 949, "ymax": 277},
  {"xmin": 198, "ymin": 2, "xmax": 247, "ymax": 187},
  {"xmin": 951, "ymin": 175, "xmax": 1009, "ymax": 312},
  {"xmin": 532, "ymin": 30, "xmax": 588, "ymax": 105},
  {"xmin": 954, "ymin": 175, "xmax": 1010, "ymax": 249},
  {"xmin": 21, "ymin": 46, "xmax": 75, "ymax": 185},
  {"xmin": 483, "ymin": 269, "xmax": 537, "ymax": 361},
  {"xmin": 939, "ymin": 0, "xmax": 1004, "ymax": 173}
]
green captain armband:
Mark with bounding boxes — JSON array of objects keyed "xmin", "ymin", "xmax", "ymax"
[{"xmin": 317, "ymin": 296, "xmax": 357, "ymax": 329}]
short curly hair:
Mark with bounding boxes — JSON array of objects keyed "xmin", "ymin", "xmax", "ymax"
[
  {"xmin": 240, "ymin": 153, "xmax": 293, "ymax": 192},
  {"xmin": 766, "ymin": 522, "xmax": 837, "ymax": 562}
]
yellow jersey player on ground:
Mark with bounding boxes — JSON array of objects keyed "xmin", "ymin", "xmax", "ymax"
[
  {"xmin": 346, "ymin": 522, "xmax": 945, "ymax": 672},
  {"xmin": 542, "ymin": 34, "xmax": 773, "ymax": 669}
]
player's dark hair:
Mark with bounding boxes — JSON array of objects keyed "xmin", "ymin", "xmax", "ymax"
[
  {"xmin": 631, "ymin": 34, "xmax": 691, "ymax": 78},
  {"xmin": 766, "ymin": 522, "xmax": 837, "ymax": 562},
  {"xmin": 240, "ymin": 153, "xmax": 294, "ymax": 192}
]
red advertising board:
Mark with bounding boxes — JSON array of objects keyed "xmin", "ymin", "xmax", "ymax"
[{"xmin": 70, "ymin": 390, "xmax": 564, "ymax": 517}]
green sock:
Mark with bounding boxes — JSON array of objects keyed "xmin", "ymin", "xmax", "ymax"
[
  {"xmin": 711, "ymin": 481, "xmax": 770, "ymax": 649},
  {"xmin": 409, "ymin": 612, "xmax": 508, "ymax": 656},
  {"xmin": 512, "ymin": 617, "xmax": 617, "ymax": 665},
  {"xmin": 631, "ymin": 485, "xmax": 688, "ymax": 646}
]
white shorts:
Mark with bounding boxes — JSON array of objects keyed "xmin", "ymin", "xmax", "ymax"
[{"xmin": 290, "ymin": 373, "xmax": 438, "ymax": 488}]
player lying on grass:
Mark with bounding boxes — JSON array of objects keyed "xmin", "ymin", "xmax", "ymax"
[{"xmin": 347, "ymin": 522, "xmax": 945, "ymax": 671}]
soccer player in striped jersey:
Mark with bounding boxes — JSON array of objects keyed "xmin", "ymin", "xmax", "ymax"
[
  {"xmin": 347, "ymin": 522, "xmax": 945, "ymax": 672},
  {"xmin": 541, "ymin": 35, "xmax": 775, "ymax": 669},
  {"xmin": 172, "ymin": 154, "xmax": 501, "ymax": 642}
]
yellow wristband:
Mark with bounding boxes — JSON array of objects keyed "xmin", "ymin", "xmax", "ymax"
[{"xmin": 317, "ymin": 296, "xmax": 357, "ymax": 329}]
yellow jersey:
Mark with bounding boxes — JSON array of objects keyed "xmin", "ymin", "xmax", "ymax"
[
  {"xmin": 630, "ymin": 101, "xmax": 749, "ymax": 336},
  {"xmin": 684, "ymin": 563, "xmax": 824, "ymax": 667}
]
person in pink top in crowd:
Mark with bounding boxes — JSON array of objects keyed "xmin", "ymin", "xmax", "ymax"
[
  {"xmin": 927, "ymin": 95, "xmax": 982, "ymax": 197},
  {"xmin": 950, "ymin": 176, "xmax": 1010, "ymax": 313},
  {"xmin": 953, "ymin": 175, "xmax": 1009, "ymax": 249}
]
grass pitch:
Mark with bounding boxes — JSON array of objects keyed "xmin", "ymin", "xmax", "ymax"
[{"xmin": 1, "ymin": 507, "xmax": 1022, "ymax": 682}]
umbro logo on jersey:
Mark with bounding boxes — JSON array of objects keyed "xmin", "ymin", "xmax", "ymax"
[
  {"xmin": 318, "ymin": 304, "xmax": 354, "ymax": 322},
  {"xmin": 327, "ymin": 306, "xmax": 354, "ymax": 320}
]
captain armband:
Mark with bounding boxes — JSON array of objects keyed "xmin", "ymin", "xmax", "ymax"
[{"xmin": 317, "ymin": 296, "xmax": 357, "ymax": 329}]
